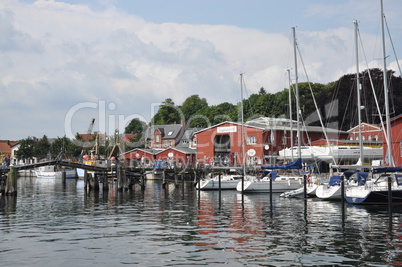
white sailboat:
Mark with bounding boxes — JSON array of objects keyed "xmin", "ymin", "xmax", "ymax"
[
  {"xmin": 315, "ymin": 175, "xmax": 343, "ymax": 200},
  {"xmin": 345, "ymin": 0, "xmax": 402, "ymax": 204}
]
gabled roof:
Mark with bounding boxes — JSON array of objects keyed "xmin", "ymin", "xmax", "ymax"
[
  {"xmin": 154, "ymin": 147, "xmax": 196, "ymax": 155},
  {"xmin": 121, "ymin": 134, "xmax": 136, "ymax": 143},
  {"xmin": 175, "ymin": 128, "xmax": 201, "ymax": 148},
  {"xmin": 148, "ymin": 124, "xmax": 183, "ymax": 139},
  {"xmin": 347, "ymin": 122, "xmax": 381, "ymax": 132},
  {"xmin": 0, "ymin": 140, "xmax": 18, "ymax": 154},
  {"xmin": 122, "ymin": 148, "xmax": 161, "ymax": 156}
]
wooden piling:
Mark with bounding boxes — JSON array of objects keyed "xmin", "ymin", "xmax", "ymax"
[
  {"xmin": 117, "ymin": 166, "xmax": 123, "ymax": 191},
  {"xmin": 61, "ymin": 170, "xmax": 66, "ymax": 185},
  {"xmin": 87, "ymin": 173, "xmax": 93, "ymax": 192},
  {"xmin": 103, "ymin": 171, "xmax": 109, "ymax": 192},
  {"xmin": 84, "ymin": 170, "xmax": 88, "ymax": 192},
  {"xmin": 140, "ymin": 173, "xmax": 145, "ymax": 190},
  {"xmin": 162, "ymin": 170, "xmax": 167, "ymax": 189},
  {"xmin": 174, "ymin": 171, "xmax": 179, "ymax": 188},
  {"xmin": 93, "ymin": 173, "xmax": 99, "ymax": 192},
  {"xmin": 6, "ymin": 167, "xmax": 18, "ymax": 196}
]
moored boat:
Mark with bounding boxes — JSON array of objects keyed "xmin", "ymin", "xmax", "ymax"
[
  {"xmin": 316, "ymin": 175, "xmax": 343, "ymax": 200},
  {"xmin": 35, "ymin": 165, "xmax": 78, "ymax": 179},
  {"xmin": 346, "ymin": 168, "xmax": 402, "ymax": 204},
  {"xmin": 196, "ymin": 173, "xmax": 245, "ymax": 190}
]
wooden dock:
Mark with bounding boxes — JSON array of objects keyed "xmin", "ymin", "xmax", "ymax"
[{"xmin": 0, "ymin": 160, "xmax": 247, "ymax": 196}]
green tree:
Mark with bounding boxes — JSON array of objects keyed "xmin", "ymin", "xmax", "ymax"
[
  {"xmin": 15, "ymin": 137, "xmax": 36, "ymax": 161},
  {"xmin": 125, "ymin": 118, "xmax": 147, "ymax": 134},
  {"xmin": 50, "ymin": 136, "xmax": 81, "ymax": 159},
  {"xmin": 33, "ymin": 135, "xmax": 51, "ymax": 160},
  {"xmin": 180, "ymin": 95, "xmax": 208, "ymax": 122},
  {"xmin": 152, "ymin": 98, "xmax": 182, "ymax": 125}
]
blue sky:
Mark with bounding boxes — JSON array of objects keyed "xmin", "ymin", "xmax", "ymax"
[{"xmin": 1, "ymin": 0, "xmax": 401, "ymax": 140}]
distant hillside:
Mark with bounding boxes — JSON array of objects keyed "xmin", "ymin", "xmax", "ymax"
[{"xmin": 151, "ymin": 68, "xmax": 402, "ymax": 131}]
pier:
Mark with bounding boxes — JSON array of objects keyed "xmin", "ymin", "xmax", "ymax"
[{"xmin": 0, "ymin": 160, "xmax": 246, "ymax": 196}]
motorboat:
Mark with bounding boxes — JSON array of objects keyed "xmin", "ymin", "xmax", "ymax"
[{"xmin": 35, "ymin": 165, "xmax": 78, "ymax": 179}]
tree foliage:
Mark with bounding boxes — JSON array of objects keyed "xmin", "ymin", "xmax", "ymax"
[
  {"xmin": 15, "ymin": 137, "xmax": 36, "ymax": 160},
  {"xmin": 33, "ymin": 135, "xmax": 51, "ymax": 159},
  {"xmin": 149, "ymin": 69, "xmax": 402, "ymax": 131},
  {"xmin": 124, "ymin": 118, "xmax": 147, "ymax": 134}
]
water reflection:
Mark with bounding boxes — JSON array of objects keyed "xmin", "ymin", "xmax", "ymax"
[{"xmin": 1, "ymin": 178, "xmax": 402, "ymax": 265}]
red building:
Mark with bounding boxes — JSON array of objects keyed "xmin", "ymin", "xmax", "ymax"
[
  {"xmin": 383, "ymin": 114, "xmax": 402, "ymax": 166},
  {"xmin": 194, "ymin": 121, "xmax": 266, "ymax": 166},
  {"xmin": 154, "ymin": 147, "xmax": 196, "ymax": 168},
  {"xmin": 194, "ymin": 118, "xmax": 349, "ymax": 167},
  {"xmin": 348, "ymin": 122, "xmax": 384, "ymax": 142},
  {"xmin": 122, "ymin": 148, "xmax": 157, "ymax": 167}
]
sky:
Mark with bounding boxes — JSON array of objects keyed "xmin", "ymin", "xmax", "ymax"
[{"xmin": 1, "ymin": 0, "xmax": 401, "ymax": 140}]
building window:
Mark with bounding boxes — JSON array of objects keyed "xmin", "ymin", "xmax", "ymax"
[
  {"xmin": 155, "ymin": 134, "xmax": 160, "ymax": 143},
  {"xmin": 282, "ymin": 135, "xmax": 286, "ymax": 145},
  {"xmin": 247, "ymin": 136, "xmax": 257, "ymax": 145},
  {"xmin": 368, "ymin": 135, "xmax": 372, "ymax": 140},
  {"xmin": 375, "ymin": 135, "xmax": 378, "ymax": 141},
  {"xmin": 164, "ymin": 140, "xmax": 168, "ymax": 147}
]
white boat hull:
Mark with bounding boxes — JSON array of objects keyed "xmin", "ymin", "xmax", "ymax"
[
  {"xmin": 237, "ymin": 176, "xmax": 303, "ymax": 193},
  {"xmin": 315, "ymin": 184, "xmax": 342, "ymax": 200},
  {"xmin": 196, "ymin": 175, "xmax": 244, "ymax": 190},
  {"xmin": 35, "ymin": 166, "xmax": 77, "ymax": 179}
]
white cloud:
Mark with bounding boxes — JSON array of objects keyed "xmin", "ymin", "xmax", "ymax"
[{"xmin": 0, "ymin": 0, "xmax": 400, "ymax": 140}]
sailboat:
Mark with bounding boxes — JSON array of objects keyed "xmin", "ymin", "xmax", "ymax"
[
  {"xmin": 196, "ymin": 172, "xmax": 244, "ymax": 190},
  {"xmin": 237, "ymin": 27, "xmax": 304, "ymax": 193},
  {"xmin": 345, "ymin": 0, "xmax": 402, "ymax": 204}
]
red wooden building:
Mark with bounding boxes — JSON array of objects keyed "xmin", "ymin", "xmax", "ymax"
[
  {"xmin": 194, "ymin": 118, "xmax": 349, "ymax": 167},
  {"xmin": 194, "ymin": 121, "xmax": 266, "ymax": 166},
  {"xmin": 122, "ymin": 148, "xmax": 157, "ymax": 167},
  {"xmin": 347, "ymin": 122, "xmax": 384, "ymax": 142},
  {"xmin": 154, "ymin": 147, "xmax": 196, "ymax": 168},
  {"xmin": 383, "ymin": 114, "xmax": 402, "ymax": 166}
]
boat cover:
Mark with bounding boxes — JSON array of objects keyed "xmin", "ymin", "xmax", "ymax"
[
  {"xmin": 261, "ymin": 158, "xmax": 302, "ymax": 170},
  {"xmin": 343, "ymin": 171, "xmax": 368, "ymax": 186},
  {"xmin": 328, "ymin": 175, "xmax": 341, "ymax": 186}
]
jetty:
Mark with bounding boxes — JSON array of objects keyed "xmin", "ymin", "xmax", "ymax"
[{"xmin": 0, "ymin": 159, "xmax": 245, "ymax": 196}]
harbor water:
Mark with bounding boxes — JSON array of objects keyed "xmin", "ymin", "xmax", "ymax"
[{"xmin": 1, "ymin": 177, "xmax": 402, "ymax": 266}]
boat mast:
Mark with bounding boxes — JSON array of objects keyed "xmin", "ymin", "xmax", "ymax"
[
  {"xmin": 381, "ymin": 0, "xmax": 393, "ymax": 167},
  {"xmin": 240, "ymin": 73, "xmax": 246, "ymax": 177},
  {"xmin": 287, "ymin": 69, "xmax": 294, "ymax": 161},
  {"xmin": 354, "ymin": 20, "xmax": 364, "ymax": 165},
  {"xmin": 292, "ymin": 27, "xmax": 302, "ymax": 161}
]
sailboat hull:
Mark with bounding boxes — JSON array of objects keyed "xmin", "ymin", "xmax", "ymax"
[
  {"xmin": 315, "ymin": 185, "xmax": 342, "ymax": 200},
  {"xmin": 237, "ymin": 177, "xmax": 303, "ymax": 193},
  {"xmin": 196, "ymin": 175, "xmax": 243, "ymax": 190},
  {"xmin": 346, "ymin": 189, "xmax": 402, "ymax": 204}
]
